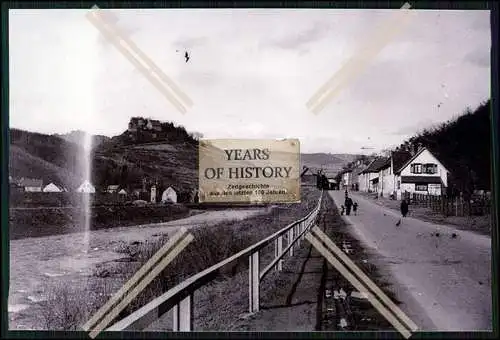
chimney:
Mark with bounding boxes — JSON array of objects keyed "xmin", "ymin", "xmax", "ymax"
[{"xmin": 410, "ymin": 144, "xmax": 417, "ymax": 156}]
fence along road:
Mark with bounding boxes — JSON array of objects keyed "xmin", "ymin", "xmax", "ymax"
[{"xmin": 106, "ymin": 192, "xmax": 323, "ymax": 331}]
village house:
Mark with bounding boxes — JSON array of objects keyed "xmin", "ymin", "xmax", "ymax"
[
  {"xmin": 369, "ymin": 150, "xmax": 413, "ymax": 198},
  {"xmin": 349, "ymin": 159, "xmax": 368, "ymax": 191},
  {"xmin": 107, "ymin": 185, "xmax": 120, "ymax": 194},
  {"xmin": 161, "ymin": 186, "xmax": 178, "ymax": 203},
  {"xmin": 358, "ymin": 157, "xmax": 389, "ymax": 193},
  {"xmin": 9, "ymin": 176, "xmax": 24, "ymax": 193},
  {"xmin": 42, "ymin": 182, "xmax": 63, "ymax": 192},
  {"xmin": 18, "ymin": 178, "xmax": 43, "ymax": 192},
  {"xmin": 393, "ymin": 147, "xmax": 449, "ymax": 199},
  {"xmin": 341, "ymin": 169, "xmax": 353, "ymax": 189},
  {"xmin": 361, "ymin": 147, "xmax": 449, "ymax": 199},
  {"xmin": 76, "ymin": 180, "xmax": 96, "ymax": 193}
]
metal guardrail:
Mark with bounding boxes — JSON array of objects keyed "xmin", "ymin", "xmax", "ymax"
[{"xmin": 107, "ymin": 191, "xmax": 324, "ymax": 332}]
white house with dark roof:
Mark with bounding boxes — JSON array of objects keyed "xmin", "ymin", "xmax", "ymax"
[
  {"xmin": 393, "ymin": 147, "xmax": 449, "ymax": 199},
  {"xmin": 18, "ymin": 178, "xmax": 43, "ymax": 192},
  {"xmin": 107, "ymin": 185, "xmax": 120, "ymax": 194}
]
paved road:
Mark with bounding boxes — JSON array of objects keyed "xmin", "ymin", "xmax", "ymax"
[{"xmin": 329, "ymin": 190, "xmax": 492, "ymax": 332}]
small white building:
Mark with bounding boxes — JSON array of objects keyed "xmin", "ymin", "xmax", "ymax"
[
  {"xmin": 18, "ymin": 178, "xmax": 43, "ymax": 192},
  {"xmin": 118, "ymin": 189, "xmax": 128, "ymax": 195},
  {"xmin": 43, "ymin": 182, "xmax": 62, "ymax": 192},
  {"xmin": 76, "ymin": 180, "xmax": 96, "ymax": 193},
  {"xmin": 341, "ymin": 170, "xmax": 352, "ymax": 189},
  {"xmin": 151, "ymin": 185, "xmax": 157, "ymax": 203},
  {"xmin": 107, "ymin": 185, "xmax": 120, "ymax": 194},
  {"xmin": 161, "ymin": 186, "xmax": 177, "ymax": 203}
]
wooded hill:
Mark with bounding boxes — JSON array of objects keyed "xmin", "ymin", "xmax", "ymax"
[{"xmin": 9, "ymin": 119, "xmax": 200, "ymax": 198}]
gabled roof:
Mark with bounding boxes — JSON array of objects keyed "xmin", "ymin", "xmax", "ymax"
[
  {"xmin": 379, "ymin": 157, "xmax": 391, "ymax": 170},
  {"xmin": 396, "ymin": 147, "xmax": 449, "ymax": 174},
  {"xmin": 361, "ymin": 157, "xmax": 389, "ymax": 173},
  {"xmin": 19, "ymin": 178, "xmax": 43, "ymax": 187},
  {"xmin": 391, "ymin": 150, "xmax": 413, "ymax": 173}
]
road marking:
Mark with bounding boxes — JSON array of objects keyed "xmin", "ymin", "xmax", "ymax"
[
  {"xmin": 306, "ymin": 3, "xmax": 415, "ymax": 114},
  {"xmin": 86, "ymin": 5, "xmax": 193, "ymax": 114},
  {"xmin": 311, "ymin": 226, "xmax": 418, "ymax": 332},
  {"xmin": 82, "ymin": 227, "xmax": 193, "ymax": 338}
]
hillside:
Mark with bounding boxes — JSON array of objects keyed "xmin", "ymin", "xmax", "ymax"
[
  {"xmin": 55, "ymin": 130, "xmax": 110, "ymax": 149},
  {"xmin": 9, "ymin": 129, "xmax": 86, "ymax": 189},
  {"xmin": 9, "ymin": 119, "xmax": 200, "ymax": 198}
]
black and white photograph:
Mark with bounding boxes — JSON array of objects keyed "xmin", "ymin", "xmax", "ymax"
[{"xmin": 6, "ymin": 5, "xmax": 493, "ymax": 335}]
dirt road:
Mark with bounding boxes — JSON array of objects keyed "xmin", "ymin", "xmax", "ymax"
[{"xmin": 8, "ymin": 207, "xmax": 270, "ymax": 330}]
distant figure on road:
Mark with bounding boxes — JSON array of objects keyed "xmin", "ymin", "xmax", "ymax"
[
  {"xmin": 353, "ymin": 202, "xmax": 358, "ymax": 215},
  {"xmin": 345, "ymin": 196, "xmax": 353, "ymax": 216},
  {"xmin": 400, "ymin": 199, "xmax": 409, "ymax": 218},
  {"xmin": 340, "ymin": 205, "xmax": 345, "ymax": 215}
]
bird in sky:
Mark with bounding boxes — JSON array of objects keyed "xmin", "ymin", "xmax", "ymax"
[{"xmin": 185, "ymin": 51, "xmax": 190, "ymax": 63}]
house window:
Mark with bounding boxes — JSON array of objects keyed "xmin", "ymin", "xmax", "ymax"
[
  {"xmin": 415, "ymin": 184, "xmax": 428, "ymax": 191},
  {"xmin": 424, "ymin": 163, "xmax": 437, "ymax": 174},
  {"xmin": 411, "ymin": 163, "xmax": 423, "ymax": 174}
]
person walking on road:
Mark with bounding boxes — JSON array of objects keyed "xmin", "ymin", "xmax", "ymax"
[
  {"xmin": 397, "ymin": 198, "xmax": 409, "ymax": 226},
  {"xmin": 400, "ymin": 198, "xmax": 409, "ymax": 218},
  {"xmin": 353, "ymin": 202, "xmax": 358, "ymax": 215},
  {"xmin": 345, "ymin": 196, "xmax": 353, "ymax": 216}
]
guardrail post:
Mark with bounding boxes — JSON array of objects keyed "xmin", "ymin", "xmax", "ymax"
[
  {"xmin": 274, "ymin": 239, "xmax": 279, "ymax": 271},
  {"xmin": 288, "ymin": 228, "xmax": 294, "ymax": 256},
  {"xmin": 249, "ymin": 251, "xmax": 260, "ymax": 313},
  {"xmin": 300, "ymin": 221, "xmax": 305, "ymax": 241},
  {"xmin": 292, "ymin": 225, "xmax": 297, "ymax": 248},
  {"xmin": 172, "ymin": 294, "xmax": 193, "ymax": 331},
  {"xmin": 277, "ymin": 235, "xmax": 283, "ymax": 271}
]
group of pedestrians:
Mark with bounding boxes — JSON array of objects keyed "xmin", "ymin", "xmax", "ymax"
[
  {"xmin": 339, "ymin": 189, "xmax": 410, "ymax": 225},
  {"xmin": 341, "ymin": 189, "xmax": 358, "ymax": 216}
]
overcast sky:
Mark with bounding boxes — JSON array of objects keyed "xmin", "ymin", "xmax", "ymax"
[{"xmin": 9, "ymin": 8, "xmax": 491, "ymax": 154}]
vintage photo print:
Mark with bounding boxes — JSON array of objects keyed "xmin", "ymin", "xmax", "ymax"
[{"xmin": 6, "ymin": 4, "xmax": 493, "ymax": 336}]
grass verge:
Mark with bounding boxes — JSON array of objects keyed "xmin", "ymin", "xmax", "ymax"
[{"xmin": 355, "ymin": 191, "xmax": 491, "ymax": 236}]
